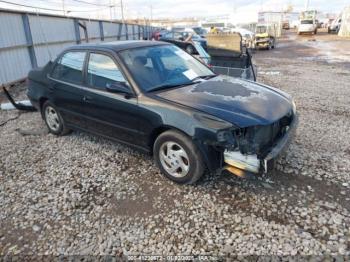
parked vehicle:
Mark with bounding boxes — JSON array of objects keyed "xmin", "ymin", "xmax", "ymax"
[
  {"xmin": 282, "ymin": 21, "xmax": 290, "ymax": 30},
  {"xmin": 26, "ymin": 41, "xmax": 298, "ymax": 184},
  {"xmin": 192, "ymin": 27, "xmax": 208, "ymax": 38},
  {"xmin": 151, "ymin": 29, "xmax": 169, "ymax": 40},
  {"xmin": 298, "ymin": 10, "xmax": 318, "ymax": 34},
  {"xmin": 206, "ymin": 32, "xmax": 257, "ymax": 81},
  {"xmin": 328, "ymin": 16, "xmax": 342, "ymax": 33},
  {"xmin": 159, "ymin": 31, "xmax": 207, "ymax": 54},
  {"xmin": 230, "ymin": 28, "xmax": 255, "ymax": 48},
  {"xmin": 254, "ymin": 24, "xmax": 276, "ymax": 50}
]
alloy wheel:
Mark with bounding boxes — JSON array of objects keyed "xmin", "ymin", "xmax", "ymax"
[
  {"xmin": 159, "ymin": 141, "xmax": 190, "ymax": 178},
  {"xmin": 45, "ymin": 106, "xmax": 60, "ymax": 132}
]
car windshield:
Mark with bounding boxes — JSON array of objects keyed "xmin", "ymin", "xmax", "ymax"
[
  {"xmin": 256, "ymin": 26, "xmax": 267, "ymax": 34},
  {"xmin": 301, "ymin": 20, "xmax": 313, "ymax": 24},
  {"xmin": 119, "ymin": 45, "xmax": 215, "ymax": 92}
]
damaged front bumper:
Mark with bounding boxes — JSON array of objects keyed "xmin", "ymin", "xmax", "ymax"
[{"xmin": 223, "ymin": 113, "xmax": 298, "ymax": 176}]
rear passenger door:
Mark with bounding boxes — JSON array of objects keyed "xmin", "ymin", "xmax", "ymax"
[
  {"xmin": 82, "ymin": 51, "xmax": 141, "ymax": 146},
  {"xmin": 49, "ymin": 51, "xmax": 87, "ymax": 128}
]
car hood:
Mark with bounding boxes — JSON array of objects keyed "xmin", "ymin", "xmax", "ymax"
[{"xmin": 155, "ymin": 75, "xmax": 293, "ymax": 128}]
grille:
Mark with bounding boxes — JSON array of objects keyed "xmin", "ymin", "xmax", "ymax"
[{"xmin": 235, "ymin": 111, "xmax": 293, "ymax": 156}]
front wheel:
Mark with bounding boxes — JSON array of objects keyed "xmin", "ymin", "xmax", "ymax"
[
  {"xmin": 154, "ymin": 130, "xmax": 205, "ymax": 184},
  {"xmin": 42, "ymin": 101, "xmax": 70, "ymax": 136}
]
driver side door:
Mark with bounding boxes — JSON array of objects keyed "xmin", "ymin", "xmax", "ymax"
[{"xmin": 81, "ymin": 51, "xmax": 142, "ymax": 147}]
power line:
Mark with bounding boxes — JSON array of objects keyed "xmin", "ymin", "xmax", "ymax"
[
  {"xmin": 0, "ymin": 0, "xmax": 66, "ymax": 11},
  {"xmin": 0, "ymin": 0, "xmax": 111, "ymax": 13},
  {"xmin": 70, "ymin": 0, "xmax": 112, "ymax": 7}
]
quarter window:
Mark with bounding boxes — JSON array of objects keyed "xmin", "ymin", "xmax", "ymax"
[
  {"xmin": 51, "ymin": 51, "xmax": 85, "ymax": 84},
  {"xmin": 87, "ymin": 53, "xmax": 128, "ymax": 90}
]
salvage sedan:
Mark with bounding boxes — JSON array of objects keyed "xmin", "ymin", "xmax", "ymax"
[{"xmin": 27, "ymin": 40, "xmax": 298, "ymax": 184}]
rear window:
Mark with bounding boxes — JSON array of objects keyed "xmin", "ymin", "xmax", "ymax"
[{"xmin": 51, "ymin": 51, "xmax": 86, "ymax": 84}]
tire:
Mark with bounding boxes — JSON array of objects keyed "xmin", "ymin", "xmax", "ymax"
[
  {"xmin": 42, "ymin": 101, "xmax": 70, "ymax": 136},
  {"xmin": 185, "ymin": 45, "xmax": 194, "ymax": 54},
  {"xmin": 153, "ymin": 130, "xmax": 205, "ymax": 184}
]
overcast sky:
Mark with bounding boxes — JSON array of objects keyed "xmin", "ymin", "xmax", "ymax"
[{"xmin": 0, "ymin": 0, "xmax": 347, "ymax": 21}]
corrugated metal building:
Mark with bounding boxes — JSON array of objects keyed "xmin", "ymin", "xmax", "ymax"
[{"xmin": 0, "ymin": 9, "xmax": 154, "ymax": 85}]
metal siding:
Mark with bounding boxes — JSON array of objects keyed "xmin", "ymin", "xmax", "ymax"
[
  {"xmin": 127, "ymin": 24, "xmax": 133, "ymax": 39},
  {"xmin": 0, "ymin": 13, "xmax": 27, "ymax": 48},
  {"xmin": 120, "ymin": 24, "xmax": 127, "ymax": 40},
  {"xmin": 0, "ymin": 47, "xmax": 32, "ymax": 85},
  {"xmin": 34, "ymin": 42, "xmax": 75, "ymax": 67},
  {"xmin": 29, "ymin": 15, "xmax": 76, "ymax": 44},
  {"xmin": 0, "ymin": 10, "xmax": 151, "ymax": 85},
  {"xmin": 85, "ymin": 20, "xmax": 100, "ymax": 39},
  {"xmin": 103, "ymin": 22, "xmax": 119, "ymax": 38}
]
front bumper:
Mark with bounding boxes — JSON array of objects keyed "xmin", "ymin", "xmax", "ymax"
[{"xmin": 224, "ymin": 114, "xmax": 299, "ymax": 175}]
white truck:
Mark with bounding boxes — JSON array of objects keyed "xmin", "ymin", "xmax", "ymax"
[{"xmin": 298, "ymin": 10, "xmax": 318, "ymax": 35}]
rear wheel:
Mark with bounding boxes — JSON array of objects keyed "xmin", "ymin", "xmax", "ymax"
[
  {"xmin": 42, "ymin": 101, "xmax": 70, "ymax": 136},
  {"xmin": 154, "ymin": 130, "xmax": 205, "ymax": 184}
]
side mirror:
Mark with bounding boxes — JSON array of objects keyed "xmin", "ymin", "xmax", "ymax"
[{"xmin": 106, "ymin": 82, "xmax": 132, "ymax": 95}]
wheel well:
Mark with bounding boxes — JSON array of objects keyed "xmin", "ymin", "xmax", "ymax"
[
  {"xmin": 148, "ymin": 126, "xmax": 220, "ymax": 172},
  {"xmin": 148, "ymin": 126, "xmax": 172, "ymax": 154},
  {"xmin": 39, "ymin": 97, "xmax": 48, "ymax": 117},
  {"xmin": 39, "ymin": 97, "xmax": 48, "ymax": 110}
]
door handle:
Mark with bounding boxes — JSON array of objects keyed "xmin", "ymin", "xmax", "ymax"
[{"xmin": 83, "ymin": 96, "xmax": 93, "ymax": 103}]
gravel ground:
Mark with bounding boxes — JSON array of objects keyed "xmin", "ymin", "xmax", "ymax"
[{"xmin": 0, "ymin": 30, "xmax": 350, "ymax": 258}]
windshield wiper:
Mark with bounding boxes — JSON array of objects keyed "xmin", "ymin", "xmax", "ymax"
[
  {"xmin": 191, "ymin": 74, "xmax": 216, "ymax": 82},
  {"xmin": 148, "ymin": 81, "xmax": 201, "ymax": 92}
]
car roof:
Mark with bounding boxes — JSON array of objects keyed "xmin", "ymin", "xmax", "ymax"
[{"xmin": 68, "ymin": 40, "xmax": 170, "ymax": 52}]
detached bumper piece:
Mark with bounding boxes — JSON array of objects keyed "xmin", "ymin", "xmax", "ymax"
[
  {"xmin": 224, "ymin": 114, "xmax": 298, "ymax": 177},
  {"xmin": 2, "ymin": 87, "xmax": 36, "ymax": 111}
]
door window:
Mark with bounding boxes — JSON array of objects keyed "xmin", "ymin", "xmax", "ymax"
[
  {"xmin": 51, "ymin": 51, "xmax": 86, "ymax": 84},
  {"xmin": 87, "ymin": 53, "xmax": 129, "ymax": 90}
]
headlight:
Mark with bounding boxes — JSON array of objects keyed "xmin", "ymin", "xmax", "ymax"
[{"xmin": 193, "ymin": 113, "xmax": 233, "ymax": 130}]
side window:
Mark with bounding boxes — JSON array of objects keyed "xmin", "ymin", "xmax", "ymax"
[
  {"xmin": 174, "ymin": 32, "xmax": 183, "ymax": 40},
  {"xmin": 87, "ymin": 53, "xmax": 128, "ymax": 90},
  {"xmin": 164, "ymin": 32, "xmax": 173, "ymax": 39},
  {"xmin": 51, "ymin": 51, "xmax": 85, "ymax": 84}
]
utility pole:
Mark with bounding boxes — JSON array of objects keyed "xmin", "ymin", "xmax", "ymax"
[
  {"xmin": 109, "ymin": 0, "xmax": 113, "ymax": 21},
  {"xmin": 150, "ymin": 3, "xmax": 153, "ymax": 25},
  {"xmin": 62, "ymin": 0, "xmax": 66, "ymax": 16},
  {"xmin": 113, "ymin": 0, "xmax": 117, "ymax": 21},
  {"xmin": 305, "ymin": 0, "xmax": 310, "ymax": 10},
  {"xmin": 120, "ymin": 0, "xmax": 125, "ymax": 23}
]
